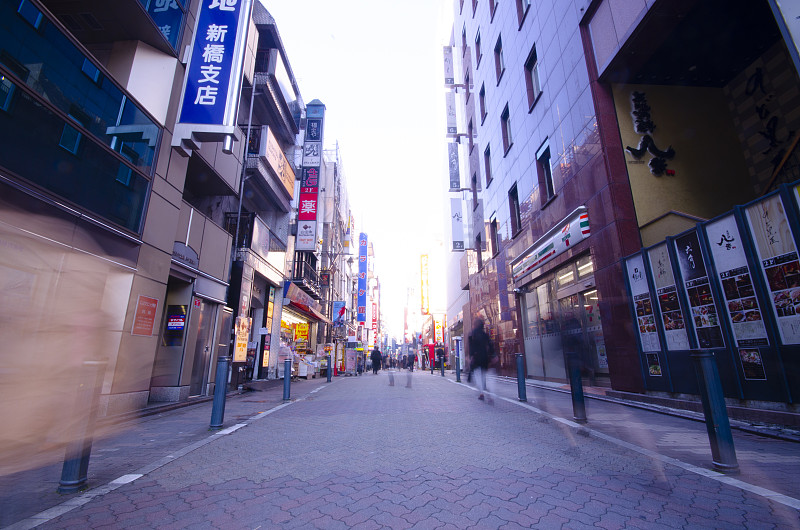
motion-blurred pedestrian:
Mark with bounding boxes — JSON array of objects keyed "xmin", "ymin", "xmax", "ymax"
[
  {"xmin": 371, "ymin": 347, "xmax": 382, "ymax": 375},
  {"xmin": 468, "ymin": 317, "xmax": 496, "ymax": 403}
]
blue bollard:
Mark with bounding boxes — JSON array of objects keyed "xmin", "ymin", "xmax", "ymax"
[
  {"xmin": 283, "ymin": 359, "xmax": 291, "ymax": 401},
  {"xmin": 516, "ymin": 353, "xmax": 527, "ymax": 402},
  {"xmin": 692, "ymin": 351, "xmax": 739, "ymax": 473},
  {"xmin": 326, "ymin": 354, "xmax": 332, "ymax": 383},
  {"xmin": 210, "ymin": 355, "xmax": 230, "ymax": 429},
  {"xmin": 456, "ymin": 354, "xmax": 461, "ymax": 383}
]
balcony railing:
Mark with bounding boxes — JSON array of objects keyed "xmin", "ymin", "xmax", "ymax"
[{"xmin": 292, "ymin": 252, "xmax": 320, "ymax": 300}]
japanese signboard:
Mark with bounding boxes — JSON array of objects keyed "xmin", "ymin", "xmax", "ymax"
[
  {"xmin": 448, "ymin": 143, "xmax": 461, "ymax": 191},
  {"xmin": 173, "ymin": 0, "xmax": 252, "ymax": 150},
  {"xmin": 705, "ymin": 215, "xmax": 769, "ymax": 349},
  {"xmin": 132, "ymin": 295, "xmax": 160, "ymax": 336},
  {"xmin": 451, "ymin": 197, "xmax": 464, "ymax": 251},
  {"xmin": 674, "ymin": 231, "xmax": 725, "ymax": 349},
  {"xmin": 296, "ymin": 101, "xmax": 325, "ymax": 251},
  {"xmin": 625, "ymin": 253, "xmax": 660, "ymax": 353},
  {"xmin": 258, "ymin": 125, "xmax": 295, "ymax": 198},
  {"xmin": 443, "ymin": 46, "xmax": 454, "ymax": 85},
  {"xmin": 357, "ymin": 233, "xmax": 368, "ymax": 324},
  {"xmin": 647, "ymin": 243, "xmax": 690, "ymax": 351},
  {"xmin": 446, "ymin": 92, "xmax": 457, "ymax": 135},
  {"xmin": 746, "ymin": 193, "xmax": 800, "ymax": 345}
]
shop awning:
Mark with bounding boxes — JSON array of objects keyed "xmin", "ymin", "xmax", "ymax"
[{"xmin": 283, "ymin": 282, "xmax": 333, "ymax": 324}]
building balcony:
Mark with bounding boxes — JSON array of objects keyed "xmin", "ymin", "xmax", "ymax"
[{"xmin": 292, "ymin": 252, "xmax": 320, "ymax": 300}]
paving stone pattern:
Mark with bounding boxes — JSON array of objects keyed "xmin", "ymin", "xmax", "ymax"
[{"xmin": 33, "ymin": 372, "xmax": 800, "ymax": 529}]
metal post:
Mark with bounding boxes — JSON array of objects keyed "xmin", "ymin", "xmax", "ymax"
[
  {"xmin": 516, "ymin": 353, "xmax": 527, "ymax": 402},
  {"xmin": 567, "ymin": 353, "xmax": 587, "ymax": 423},
  {"xmin": 58, "ymin": 360, "xmax": 106, "ymax": 493},
  {"xmin": 283, "ymin": 359, "xmax": 292, "ymax": 401},
  {"xmin": 455, "ymin": 353, "xmax": 461, "ymax": 382},
  {"xmin": 326, "ymin": 354, "xmax": 332, "ymax": 382},
  {"xmin": 210, "ymin": 355, "xmax": 231, "ymax": 429},
  {"xmin": 692, "ymin": 351, "xmax": 739, "ymax": 473},
  {"xmin": 440, "ymin": 353, "xmax": 445, "ymax": 377}
]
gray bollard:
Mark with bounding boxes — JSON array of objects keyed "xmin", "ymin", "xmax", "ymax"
[
  {"xmin": 440, "ymin": 356, "xmax": 445, "ymax": 377},
  {"xmin": 326, "ymin": 354, "xmax": 332, "ymax": 383},
  {"xmin": 516, "ymin": 353, "xmax": 527, "ymax": 402},
  {"xmin": 210, "ymin": 355, "xmax": 231, "ymax": 429},
  {"xmin": 691, "ymin": 350, "xmax": 739, "ymax": 473},
  {"xmin": 455, "ymin": 354, "xmax": 461, "ymax": 382},
  {"xmin": 58, "ymin": 360, "xmax": 106, "ymax": 493},
  {"xmin": 283, "ymin": 359, "xmax": 292, "ymax": 401},
  {"xmin": 567, "ymin": 353, "xmax": 587, "ymax": 423}
]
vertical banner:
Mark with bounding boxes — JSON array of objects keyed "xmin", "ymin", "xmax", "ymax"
[
  {"xmin": 448, "ymin": 143, "xmax": 461, "ymax": 191},
  {"xmin": 443, "ymin": 46, "xmax": 454, "ymax": 85},
  {"xmin": 332, "ymin": 301, "xmax": 346, "ymax": 327},
  {"xmin": 451, "ymin": 198, "xmax": 464, "ymax": 251},
  {"xmin": 647, "ymin": 243, "xmax": 690, "ymax": 351},
  {"xmin": 358, "ymin": 233, "xmax": 368, "ymax": 324},
  {"xmin": 434, "ymin": 315, "xmax": 444, "ymax": 344},
  {"xmin": 371, "ymin": 302, "xmax": 378, "ymax": 348},
  {"xmin": 746, "ymin": 193, "xmax": 800, "ymax": 345},
  {"xmin": 625, "ymin": 254, "xmax": 661, "ymax": 354},
  {"xmin": 296, "ymin": 102, "xmax": 326, "ymax": 250},
  {"xmin": 420, "ymin": 255, "xmax": 430, "ymax": 315},
  {"xmin": 173, "ymin": 0, "xmax": 253, "ymax": 147},
  {"xmin": 674, "ymin": 231, "xmax": 725, "ymax": 349},
  {"xmin": 446, "ymin": 92, "xmax": 457, "ymax": 136}
]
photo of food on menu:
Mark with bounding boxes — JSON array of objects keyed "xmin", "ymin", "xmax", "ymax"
[
  {"xmin": 658, "ymin": 290, "xmax": 685, "ymax": 330},
  {"xmin": 722, "ymin": 273, "xmax": 762, "ymax": 324},
  {"xmin": 765, "ymin": 257, "xmax": 800, "ymax": 317}
]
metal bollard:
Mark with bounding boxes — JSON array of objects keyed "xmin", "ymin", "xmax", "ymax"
[
  {"xmin": 516, "ymin": 353, "xmax": 527, "ymax": 402},
  {"xmin": 58, "ymin": 360, "xmax": 106, "ymax": 493},
  {"xmin": 455, "ymin": 354, "xmax": 461, "ymax": 382},
  {"xmin": 283, "ymin": 359, "xmax": 291, "ymax": 401},
  {"xmin": 567, "ymin": 353, "xmax": 587, "ymax": 423},
  {"xmin": 692, "ymin": 351, "xmax": 739, "ymax": 473},
  {"xmin": 210, "ymin": 355, "xmax": 231, "ymax": 429},
  {"xmin": 326, "ymin": 354, "xmax": 332, "ymax": 383},
  {"xmin": 440, "ymin": 357, "xmax": 445, "ymax": 377}
]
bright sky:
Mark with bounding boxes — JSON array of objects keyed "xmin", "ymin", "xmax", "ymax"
[{"xmin": 262, "ymin": 0, "xmax": 454, "ymax": 340}]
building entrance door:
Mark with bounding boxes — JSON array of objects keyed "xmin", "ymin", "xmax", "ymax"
[
  {"xmin": 557, "ymin": 289, "xmax": 608, "ymax": 385},
  {"xmin": 189, "ymin": 298, "xmax": 215, "ymax": 396}
]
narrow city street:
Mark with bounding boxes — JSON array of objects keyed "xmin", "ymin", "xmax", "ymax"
[{"xmin": 4, "ymin": 371, "xmax": 799, "ymax": 529}]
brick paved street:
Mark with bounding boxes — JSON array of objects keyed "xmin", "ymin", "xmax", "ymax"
[{"xmin": 4, "ymin": 371, "xmax": 800, "ymax": 529}]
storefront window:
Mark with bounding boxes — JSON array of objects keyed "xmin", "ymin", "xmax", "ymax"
[
  {"xmin": 557, "ymin": 267, "xmax": 575, "ymax": 289},
  {"xmin": 577, "ymin": 255, "xmax": 594, "ymax": 279}
]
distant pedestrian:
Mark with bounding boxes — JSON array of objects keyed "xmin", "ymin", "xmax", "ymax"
[
  {"xmin": 469, "ymin": 317, "xmax": 496, "ymax": 403},
  {"xmin": 371, "ymin": 347, "xmax": 382, "ymax": 375},
  {"xmin": 435, "ymin": 346, "xmax": 445, "ymax": 371},
  {"xmin": 357, "ymin": 355, "xmax": 364, "ymax": 375}
]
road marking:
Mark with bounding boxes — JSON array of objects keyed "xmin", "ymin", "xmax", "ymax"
[
  {"xmin": 447, "ymin": 377, "xmax": 800, "ymax": 511},
  {"xmin": 6, "ymin": 384, "xmax": 333, "ymax": 529}
]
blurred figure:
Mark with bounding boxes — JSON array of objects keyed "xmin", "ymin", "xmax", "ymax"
[
  {"xmin": 469, "ymin": 318, "xmax": 496, "ymax": 403},
  {"xmin": 371, "ymin": 346, "xmax": 382, "ymax": 375}
]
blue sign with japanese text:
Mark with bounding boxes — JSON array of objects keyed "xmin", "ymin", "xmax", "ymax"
[
  {"xmin": 178, "ymin": 0, "xmax": 244, "ymax": 125},
  {"xmin": 358, "ymin": 233, "xmax": 368, "ymax": 324}
]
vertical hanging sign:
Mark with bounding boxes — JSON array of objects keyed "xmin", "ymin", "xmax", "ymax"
[
  {"xmin": 451, "ymin": 198, "xmax": 464, "ymax": 251},
  {"xmin": 173, "ymin": 0, "xmax": 253, "ymax": 151},
  {"xmin": 357, "ymin": 233, "xmax": 368, "ymax": 324},
  {"xmin": 421, "ymin": 255, "xmax": 430, "ymax": 315},
  {"xmin": 296, "ymin": 102, "xmax": 326, "ymax": 250}
]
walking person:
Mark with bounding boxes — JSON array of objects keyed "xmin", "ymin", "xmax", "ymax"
[
  {"xmin": 371, "ymin": 347, "xmax": 382, "ymax": 375},
  {"xmin": 469, "ymin": 317, "xmax": 496, "ymax": 403}
]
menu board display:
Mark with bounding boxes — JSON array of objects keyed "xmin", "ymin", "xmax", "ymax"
[
  {"xmin": 705, "ymin": 215, "xmax": 769, "ymax": 348},
  {"xmin": 674, "ymin": 231, "xmax": 725, "ymax": 349},
  {"xmin": 645, "ymin": 353, "xmax": 663, "ymax": 376},
  {"xmin": 647, "ymin": 243, "xmax": 690, "ymax": 350},
  {"xmin": 745, "ymin": 194, "xmax": 800, "ymax": 345},
  {"xmin": 625, "ymin": 254, "xmax": 660, "ymax": 352}
]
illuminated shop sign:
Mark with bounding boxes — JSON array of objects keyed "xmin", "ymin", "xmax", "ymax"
[
  {"xmin": 357, "ymin": 233, "xmax": 368, "ymax": 324},
  {"xmin": 512, "ymin": 207, "xmax": 590, "ymax": 282}
]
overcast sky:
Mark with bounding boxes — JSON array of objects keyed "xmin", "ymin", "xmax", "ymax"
[{"xmin": 262, "ymin": 0, "xmax": 454, "ymax": 340}]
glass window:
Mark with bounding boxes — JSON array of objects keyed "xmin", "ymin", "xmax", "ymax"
[
  {"xmin": 501, "ymin": 104, "xmax": 512, "ymax": 153},
  {"xmin": 0, "ymin": 3, "xmax": 160, "ymax": 175},
  {"xmin": 557, "ymin": 266, "xmax": 575, "ymax": 289},
  {"xmin": 509, "ymin": 183, "xmax": 522, "ymax": 235},
  {"xmin": 494, "ymin": 36, "xmax": 505, "ymax": 83},
  {"xmin": 525, "ymin": 44, "xmax": 542, "ymax": 109},
  {"xmin": 537, "ymin": 141, "xmax": 554, "ymax": 200},
  {"xmin": 143, "ymin": 0, "xmax": 186, "ymax": 50},
  {"xmin": 59, "ymin": 123, "xmax": 82, "ymax": 154},
  {"xmin": 479, "ymin": 83, "xmax": 486, "ymax": 123},
  {"xmin": 0, "ymin": 76, "xmax": 14, "ymax": 111},
  {"xmin": 484, "ymin": 144, "xmax": 492, "ymax": 185},
  {"xmin": 475, "ymin": 30, "xmax": 482, "ymax": 66},
  {"xmin": 17, "ymin": 0, "xmax": 42, "ymax": 29},
  {"xmin": 577, "ymin": 255, "xmax": 594, "ymax": 279}
]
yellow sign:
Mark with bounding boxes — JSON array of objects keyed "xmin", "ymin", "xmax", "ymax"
[
  {"xmin": 295, "ymin": 322, "xmax": 309, "ymax": 342},
  {"xmin": 234, "ymin": 316, "xmax": 251, "ymax": 363},
  {"xmin": 420, "ymin": 254, "xmax": 430, "ymax": 315}
]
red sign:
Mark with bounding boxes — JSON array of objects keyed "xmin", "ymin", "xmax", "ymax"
[
  {"xmin": 132, "ymin": 295, "xmax": 159, "ymax": 336},
  {"xmin": 298, "ymin": 193, "xmax": 318, "ymax": 221}
]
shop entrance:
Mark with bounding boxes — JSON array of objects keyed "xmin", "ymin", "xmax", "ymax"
[
  {"xmin": 188, "ymin": 297, "xmax": 215, "ymax": 397},
  {"xmin": 557, "ymin": 289, "xmax": 609, "ymax": 385}
]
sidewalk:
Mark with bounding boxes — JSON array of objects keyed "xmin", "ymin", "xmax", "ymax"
[{"xmin": 3, "ymin": 370, "xmax": 799, "ymax": 529}]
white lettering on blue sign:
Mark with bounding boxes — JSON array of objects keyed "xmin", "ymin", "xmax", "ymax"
[
  {"xmin": 209, "ymin": 0, "xmax": 237, "ymax": 11},
  {"xmin": 153, "ymin": 0, "xmax": 179, "ymax": 13},
  {"xmin": 206, "ymin": 24, "xmax": 228, "ymax": 42}
]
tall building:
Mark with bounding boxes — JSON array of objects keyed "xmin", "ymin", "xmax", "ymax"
[
  {"xmin": 0, "ymin": 0, "xmax": 307, "ymax": 419},
  {"xmin": 446, "ymin": 0, "xmax": 800, "ymax": 408}
]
